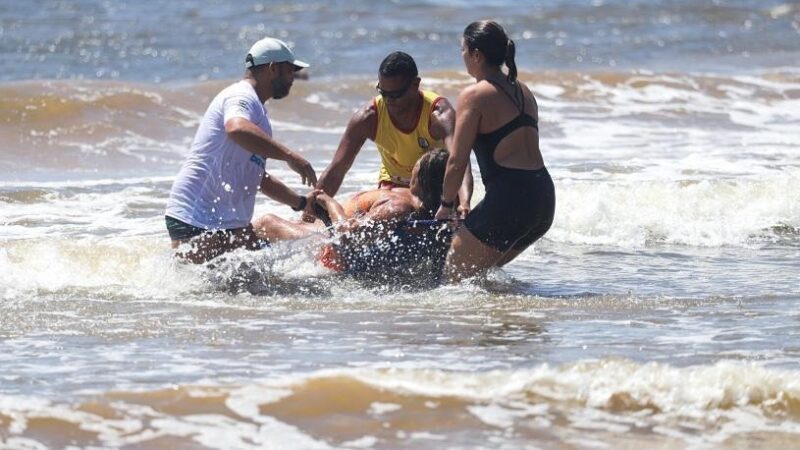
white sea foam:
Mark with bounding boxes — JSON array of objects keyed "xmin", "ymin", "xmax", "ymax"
[
  {"xmin": 1, "ymin": 361, "xmax": 798, "ymax": 448},
  {"xmin": 304, "ymin": 93, "xmax": 345, "ymax": 111},
  {"xmin": 342, "ymin": 361, "xmax": 800, "ymax": 414},
  {"xmin": 0, "ymin": 237, "xmax": 198, "ymax": 300},
  {"xmin": 341, "ymin": 436, "xmax": 378, "ymax": 448},
  {"xmin": 270, "ymin": 119, "xmax": 345, "ymax": 135},
  {"xmin": 549, "ymin": 168, "xmax": 800, "ymax": 247},
  {"xmin": 544, "ymin": 72, "xmax": 800, "ymax": 182},
  {"xmin": 368, "ymin": 402, "xmax": 402, "ymax": 416},
  {"xmin": 0, "ymin": 175, "xmax": 174, "ymax": 190},
  {"xmin": 69, "ymin": 132, "xmax": 189, "ymax": 163}
]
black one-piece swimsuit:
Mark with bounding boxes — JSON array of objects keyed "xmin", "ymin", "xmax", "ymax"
[{"xmin": 463, "ymin": 80, "xmax": 556, "ymax": 252}]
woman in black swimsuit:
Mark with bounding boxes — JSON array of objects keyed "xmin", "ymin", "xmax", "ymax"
[{"xmin": 435, "ymin": 20, "xmax": 556, "ymax": 282}]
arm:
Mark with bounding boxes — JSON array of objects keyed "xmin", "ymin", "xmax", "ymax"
[
  {"xmin": 435, "ymin": 87, "xmax": 481, "ymax": 220},
  {"xmin": 317, "ymin": 190, "xmax": 413, "ymax": 237},
  {"xmin": 313, "ymin": 193, "xmax": 350, "ymax": 223},
  {"xmin": 430, "ymin": 97, "xmax": 474, "ymax": 216},
  {"xmin": 259, "ymin": 173, "xmax": 308, "ymax": 210},
  {"xmin": 226, "ymin": 117, "xmax": 317, "ymax": 186},
  {"xmin": 315, "ymin": 194, "xmax": 408, "ymax": 228},
  {"xmin": 316, "ymin": 103, "xmax": 376, "ymax": 196},
  {"xmin": 457, "ymin": 161, "xmax": 473, "ymax": 217}
]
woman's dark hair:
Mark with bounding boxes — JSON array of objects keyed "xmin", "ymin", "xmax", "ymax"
[
  {"xmin": 379, "ymin": 51, "xmax": 419, "ymax": 82},
  {"xmin": 463, "ymin": 20, "xmax": 517, "ymax": 84},
  {"xmin": 414, "ymin": 148, "xmax": 449, "ymax": 219}
]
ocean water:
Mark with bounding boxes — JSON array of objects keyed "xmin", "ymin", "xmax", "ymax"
[{"xmin": 1, "ymin": 1, "xmax": 800, "ymax": 448}]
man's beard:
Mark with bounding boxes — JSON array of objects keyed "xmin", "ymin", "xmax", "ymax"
[{"xmin": 271, "ymin": 74, "xmax": 291, "ymax": 99}]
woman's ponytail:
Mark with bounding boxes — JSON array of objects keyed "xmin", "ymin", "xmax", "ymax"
[{"xmin": 505, "ymin": 38, "xmax": 517, "ymax": 84}]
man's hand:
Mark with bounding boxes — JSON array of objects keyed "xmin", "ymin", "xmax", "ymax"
[
  {"xmin": 287, "ymin": 153, "xmax": 317, "ymax": 187},
  {"xmin": 301, "ymin": 189, "xmax": 323, "ymax": 223}
]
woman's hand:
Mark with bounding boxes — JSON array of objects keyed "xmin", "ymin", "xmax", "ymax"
[
  {"xmin": 314, "ymin": 192, "xmax": 334, "ymax": 207},
  {"xmin": 434, "ymin": 205, "xmax": 454, "ymax": 220},
  {"xmin": 457, "ymin": 201, "xmax": 470, "ymax": 219}
]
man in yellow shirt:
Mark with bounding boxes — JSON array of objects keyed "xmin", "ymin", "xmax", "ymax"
[{"xmin": 317, "ymin": 51, "xmax": 472, "ymax": 215}]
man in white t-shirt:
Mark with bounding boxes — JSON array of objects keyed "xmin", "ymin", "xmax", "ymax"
[{"xmin": 166, "ymin": 37, "xmax": 318, "ymax": 263}]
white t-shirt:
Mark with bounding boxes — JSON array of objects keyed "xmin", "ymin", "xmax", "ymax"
[{"xmin": 166, "ymin": 80, "xmax": 272, "ymax": 230}]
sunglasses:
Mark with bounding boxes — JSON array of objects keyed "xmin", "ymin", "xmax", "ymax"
[{"xmin": 375, "ymin": 79, "xmax": 414, "ymax": 99}]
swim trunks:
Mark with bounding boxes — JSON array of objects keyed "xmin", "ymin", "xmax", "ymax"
[{"xmin": 165, "ymin": 215, "xmax": 269, "ymax": 249}]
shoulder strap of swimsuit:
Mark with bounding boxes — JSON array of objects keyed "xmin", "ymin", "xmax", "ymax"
[{"xmin": 485, "ymin": 78, "xmax": 525, "ymax": 115}]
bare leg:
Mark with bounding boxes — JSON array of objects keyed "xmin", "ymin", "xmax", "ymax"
[
  {"xmin": 496, "ymin": 248, "xmax": 524, "ymax": 267},
  {"xmin": 497, "ymin": 228, "xmax": 547, "ymax": 266},
  {"xmin": 443, "ymin": 227, "xmax": 505, "ymax": 283},
  {"xmin": 252, "ymin": 213, "xmax": 321, "ymax": 242},
  {"xmin": 171, "ymin": 226, "xmax": 262, "ymax": 264}
]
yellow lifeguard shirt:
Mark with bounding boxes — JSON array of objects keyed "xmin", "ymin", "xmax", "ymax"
[{"xmin": 373, "ymin": 90, "xmax": 444, "ymax": 185}]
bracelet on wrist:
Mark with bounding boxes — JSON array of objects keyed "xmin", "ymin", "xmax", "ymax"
[
  {"xmin": 292, "ymin": 196, "xmax": 308, "ymax": 212},
  {"xmin": 440, "ymin": 199, "xmax": 455, "ymax": 209}
]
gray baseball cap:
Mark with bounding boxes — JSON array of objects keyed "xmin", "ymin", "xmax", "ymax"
[{"xmin": 245, "ymin": 37, "xmax": 309, "ymax": 70}]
